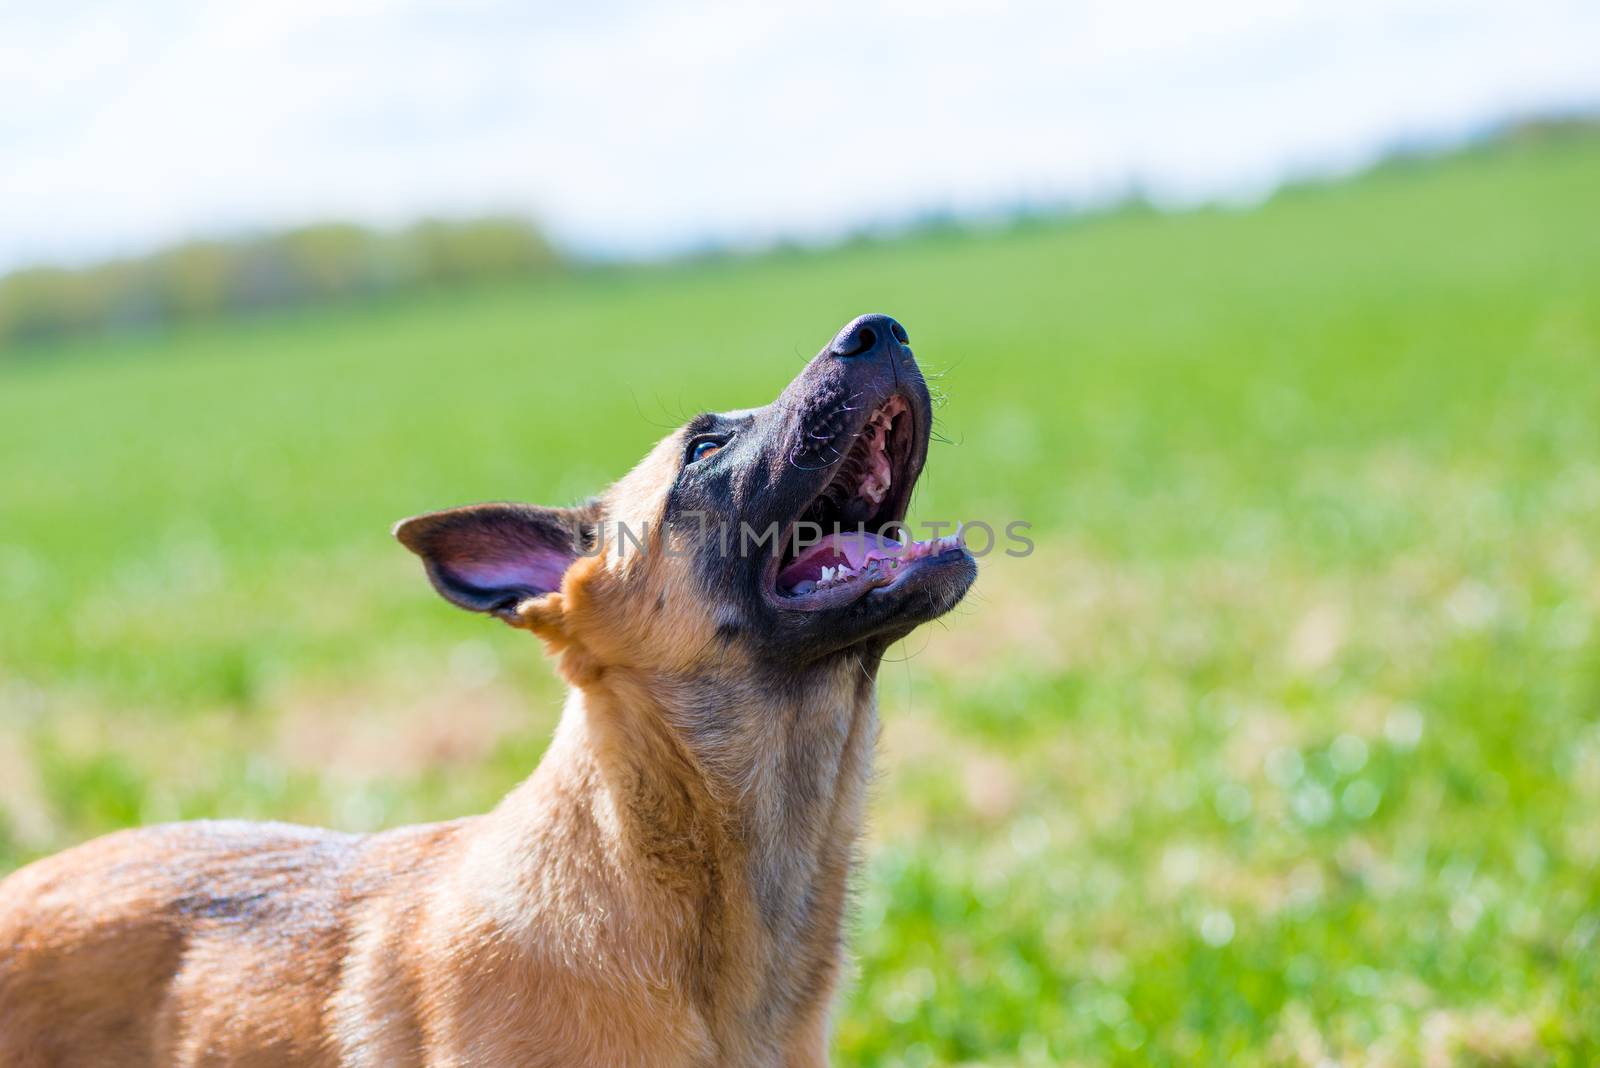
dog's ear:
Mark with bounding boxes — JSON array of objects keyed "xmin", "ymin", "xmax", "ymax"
[{"xmin": 393, "ymin": 501, "xmax": 597, "ymax": 626}]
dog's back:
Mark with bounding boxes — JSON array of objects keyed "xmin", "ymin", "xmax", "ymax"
[{"xmin": 0, "ymin": 820, "xmax": 462, "ymax": 1067}]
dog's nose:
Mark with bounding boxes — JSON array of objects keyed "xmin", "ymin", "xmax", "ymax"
[{"xmin": 827, "ymin": 313, "xmax": 910, "ymax": 359}]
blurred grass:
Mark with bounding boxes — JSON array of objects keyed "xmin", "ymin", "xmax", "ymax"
[{"xmin": 3, "ymin": 133, "xmax": 1600, "ymax": 1065}]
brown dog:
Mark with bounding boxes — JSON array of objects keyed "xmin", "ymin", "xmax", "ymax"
[{"xmin": 0, "ymin": 314, "xmax": 975, "ymax": 1067}]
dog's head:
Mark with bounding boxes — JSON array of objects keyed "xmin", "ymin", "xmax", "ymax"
[{"xmin": 395, "ymin": 314, "xmax": 976, "ymax": 680}]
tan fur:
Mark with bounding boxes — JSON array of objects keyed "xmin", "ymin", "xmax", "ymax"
[{"xmin": 0, "ymin": 426, "xmax": 878, "ymax": 1067}]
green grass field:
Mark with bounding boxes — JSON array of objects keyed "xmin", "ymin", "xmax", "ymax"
[{"xmin": 3, "ymin": 132, "xmax": 1600, "ymax": 1065}]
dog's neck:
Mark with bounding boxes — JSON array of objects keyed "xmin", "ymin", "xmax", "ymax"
[{"xmin": 486, "ymin": 652, "xmax": 881, "ymax": 1051}]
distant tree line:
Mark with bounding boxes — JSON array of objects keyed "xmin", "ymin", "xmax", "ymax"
[{"xmin": 0, "ymin": 217, "xmax": 564, "ymax": 350}]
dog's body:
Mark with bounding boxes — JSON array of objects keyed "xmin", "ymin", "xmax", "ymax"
[
  {"xmin": 0, "ymin": 315, "xmax": 974, "ymax": 1067},
  {"xmin": 0, "ymin": 678, "xmax": 870, "ymax": 1066}
]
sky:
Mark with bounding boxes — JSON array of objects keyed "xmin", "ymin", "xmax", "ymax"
[{"xmin": 2, "ymin": 0, "xmax": 1598, "ymax": 271}]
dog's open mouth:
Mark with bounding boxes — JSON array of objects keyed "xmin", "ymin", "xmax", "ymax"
[{"xmin": 773, "ymin": 394, "xmax": 963, "ymax": 605}]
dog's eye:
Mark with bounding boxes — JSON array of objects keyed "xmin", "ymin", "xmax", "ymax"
[{"xmin": 688, "ymin": 437, "xmax": 725, "ymax": 464}]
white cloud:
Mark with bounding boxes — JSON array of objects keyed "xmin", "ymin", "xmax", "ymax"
[{"xmin": 1, "ymin": 0, "xmax": 1597, "ymax": 269}]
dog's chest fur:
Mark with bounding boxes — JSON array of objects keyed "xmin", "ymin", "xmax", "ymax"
[
  {"xmin": 350, "ymin": 659, "xmax": 885, "ymax": 1066},
  {"xmin": 582, "ymin": 658, "xmax": 882, "ymax": 1063}
]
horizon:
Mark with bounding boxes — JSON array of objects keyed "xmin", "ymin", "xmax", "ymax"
[{"xmin": 0, "ymin": 110, "xmax": 1591, "ymax": 283}]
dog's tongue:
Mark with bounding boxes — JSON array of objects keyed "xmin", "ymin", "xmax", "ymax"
[
  {"xmin": 836, "ymin": 531, "xmax": 900, "ymax": 567},
  {"xmin": 777, "ymin": 531, "xmax": 903, "ymax": 590}
]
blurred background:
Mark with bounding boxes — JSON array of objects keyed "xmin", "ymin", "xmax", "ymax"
[{"xmin": 3, "ymin": 2, "xmax": 1600, "ymax": 1064}]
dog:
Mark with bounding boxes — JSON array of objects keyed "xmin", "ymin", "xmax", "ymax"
[{"xmin": 0, "ymin": 313, "xmax": 976, "ymax": 1067}]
